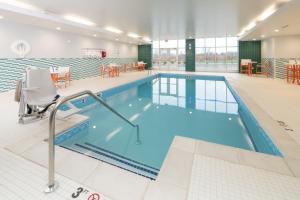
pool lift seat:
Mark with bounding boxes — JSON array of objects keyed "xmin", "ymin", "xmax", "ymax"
[{"xmin": 16, "ymin": 68, "xmax": 80, "ymax": 124}]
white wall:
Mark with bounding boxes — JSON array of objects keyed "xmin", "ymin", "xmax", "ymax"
[
  {"xmin": 261, "ymin": 38, "xmax": 275, "ymax": 58},
  {"xmin": 273, "ymin": 35, "xmax": 300, "ymax": 58},
  {"xmin": 262, "ymin": 35, "xmax": 300, "ymax": 58},
  {"xmin": 0, "ymin": 20, "xmax": 137, "ymax": 58}
]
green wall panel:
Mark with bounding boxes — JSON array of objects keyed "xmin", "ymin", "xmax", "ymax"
[
  {"xmin": 239, "ymin": 41, "xmax": 261, "ymax": 73},
  {"xmin": 138, "ymin": 44, "xmax": 152, "ymax": 69},
  {"xmin": 185, "ymin": 39, "xmax": 195, "ymax": 72}
]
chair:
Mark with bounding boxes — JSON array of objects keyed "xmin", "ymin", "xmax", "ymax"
[
  {"xmin": 50, "ymin": 66, "xmax": 70, "ymax": 88},
  {"xmin": 58, "ymin": 67, "xmax": 71, "ymax": 88},
  {"xmin": 287, "ymin": 62, "xmax": 300, "ymax": 84},
  {"xmin": 100, "ymin": 65, "xmax": 113, "ymax": 77},
  {"xmin": 137, "ymin": 62, "xmax": 146, "ymax": 71},
  {"xmin": 132, "ymin": 62, "xmax": 139, "ymax": 70},
  {"xmin": 123, "ymin": 64, "xmax": 127, "ymax": 72},
  {"xmin": 255, "ymin": 62, "xmax": 270, "ymax": 77},
  {"xmin": 240, "ymin": 59, "xmax": 252, "ymax": 74}
]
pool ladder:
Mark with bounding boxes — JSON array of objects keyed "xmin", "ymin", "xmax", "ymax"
[{"xmin": 44, "ymin": 90, "xmax": 141, "ymax": 193}]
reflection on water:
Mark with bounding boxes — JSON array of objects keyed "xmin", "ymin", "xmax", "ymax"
[{"xmin": 152, "ymin": 77, "xmax": 238, "ymax": 115}]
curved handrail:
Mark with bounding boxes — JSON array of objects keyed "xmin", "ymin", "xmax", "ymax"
[{"xmin": 45, "ymin": 90, "xmax": 140, "ymax": 193}]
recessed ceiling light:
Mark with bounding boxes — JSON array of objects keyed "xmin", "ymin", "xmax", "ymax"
[
  {"xmin": 93, "ymin": 34, "xmax": 97, "ymax": 37},
  {"xmin": 56, "ymin": 27, "xmax": 61, "ymax": 30},
  {"xmin": 0, "ymin": 15, "xmax": 3, "ymax": 19},
  {"xmin": 128, "ymin": 33, "xmax": 140, "ymax": 38},
  {"xmin": 115, "ymin": 38, "xmax": 119, "ymax": 41},
  {"xmin": 253, "ymin": 38, "xmax": 257, "ymax": 41},
  {"xmin": 105, "ymin": 27, "xmax": 123, "ymax": 34},
  {"xmin": 274, "ymin": 29, "xmax": 280, "ymax": 32},
  {"xmin": 64, "ymin": 15, "xmax": 95, "ymax": 26},
  {"xmin": 261, "ymin": 35, "xmax": 265, "ymax": 38}
]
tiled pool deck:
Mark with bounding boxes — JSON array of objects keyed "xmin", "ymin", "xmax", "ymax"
[{"xmin": 0, "ymin": 71, "xmax": 300, "ymax": 199}]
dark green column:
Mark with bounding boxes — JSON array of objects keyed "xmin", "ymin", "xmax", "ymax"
[
  {"xmin": 138, "ymin": 44, "xmax": 152, "ymax": 69},
  {"xmin": 186, "ymin": 79, "xmax": 196, "ymax": 109},
  {"xmin": 239, "ymin": 41, "xmax": 261, "ymax": 73},
  {"xmin": 185, "ymin": 39, "xmax": 195, "ymax": 72}
]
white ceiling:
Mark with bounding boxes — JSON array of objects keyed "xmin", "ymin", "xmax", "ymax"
[
  {"xmin": 242, "ymin": 0, "xmax": 300, "ymax": 40},
  {"xmin": 0, "ymin": 0, "xmax": 297, "ymax": 43}
]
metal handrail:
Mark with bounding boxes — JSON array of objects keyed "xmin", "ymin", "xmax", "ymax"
[{"xmin": 44, "ymin": 90, "xmax": 140, "ymax": 193}]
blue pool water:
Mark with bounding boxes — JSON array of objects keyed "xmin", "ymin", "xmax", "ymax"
[{"xmin": 56, "ymin": 74, "xmax": 282, "ymax": 179}]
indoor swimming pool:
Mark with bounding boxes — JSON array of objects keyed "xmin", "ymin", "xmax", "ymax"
[{"xmin": 55, "ymin": 74, "xmax": 282, "ymax": 179}]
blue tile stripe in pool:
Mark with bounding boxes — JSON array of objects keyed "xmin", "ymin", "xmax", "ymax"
[
  {"xmin": 54, "ymin": 119, "xmax": 159, "ymax": 180},
  {"xmin": 85, "ymin": 142, "xmax": 159, "ymax": 171},
  {"xmin": 59, "ymin": 145, "xmax": 156, "ymax": 180},
  {"xmin": 75, "ymin": 143, "xmax": 158, "ymax": 179}
]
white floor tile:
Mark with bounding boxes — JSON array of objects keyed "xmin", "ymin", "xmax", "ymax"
[
  {"xmin": 188, "ymin": 154, "xmax": 300, "ymax": 200},
  {"xmin": 0, "ymin": 149, "xmax": 112, "ymax": 200}
]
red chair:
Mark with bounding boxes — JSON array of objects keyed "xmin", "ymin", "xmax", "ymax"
[
  {"xmin": 50, "ymin": 73, "xmax": 59, "ymax": 86},
  {"xmin": 286, "ymin": 64, "xmax": 300, "ymax": 84},
  {"xmin": 240, "ymin": 59, "xmax": 252, "ymax": 75},
  {"xmin": 100, "ymin": 65, "xmax": 114, "ymax": 77}
]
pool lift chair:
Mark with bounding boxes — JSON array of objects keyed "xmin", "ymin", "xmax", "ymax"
[{"xmin": 16, "ymin": 68, "xmax": 80, "ymax": 124}]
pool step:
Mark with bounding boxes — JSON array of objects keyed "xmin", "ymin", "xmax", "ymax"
[{"xmin": 72, "ymin": 143, "xmax": 159, "ymax": 180}]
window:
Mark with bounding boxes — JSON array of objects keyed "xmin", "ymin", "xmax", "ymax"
[
  {"xmin": 195, "ymin": 37, "xmax": 238, "ymax": 72},
  {"xmin": 152, "ymin": 40, "xmax": 186, "ymax": 71}
]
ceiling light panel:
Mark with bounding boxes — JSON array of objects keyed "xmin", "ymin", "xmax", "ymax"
[
  {"xmin": 258, "ymin": 5, "xmax": 277, "ymax": 21},
  {"xmin": 128, "ymin": 33, "xmax": 140, "ymax": 38},
  {"xmin": 105, "ymin": 27, "xmax": 123, "ymax": 34},
  {"xmin": 64, "ymin": 15, "xmax": 95, "ymax": 26}
]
